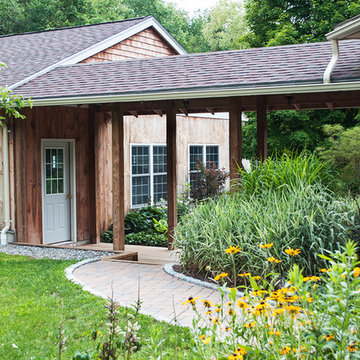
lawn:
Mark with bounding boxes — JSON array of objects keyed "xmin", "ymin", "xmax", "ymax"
[{"xmin": 0, "ymin": 254, "xmax": 191, "ymax": 359}]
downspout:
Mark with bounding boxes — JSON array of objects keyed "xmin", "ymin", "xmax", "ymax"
[
  {"xmin": 1, "ymin": 122, "xmax": 10, "ymax": 245},
  {"xmin": 323, "ymin": 39, "xmax": 339, "ymax": 84}
]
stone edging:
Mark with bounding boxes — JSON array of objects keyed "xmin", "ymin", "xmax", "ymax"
[{"xmin": 163, "ymin": 263, "xmax": 244, "ymax": 297}]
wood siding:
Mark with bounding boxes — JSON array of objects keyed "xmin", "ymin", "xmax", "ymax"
[
  {"xmin": 0, "ymin": 125, "xmax": 3, "ymax": 228},
  {"xmin": 81, "ymin": 27, "xmax": 177, "ymax": 64},
  {"xmin": 13, "ymin": 107, "xmax": 95, "ymax": 244}
]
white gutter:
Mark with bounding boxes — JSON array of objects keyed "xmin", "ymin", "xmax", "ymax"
[
  {"xmin": 1, "ymin": 122, "xmax": 10, "ymax": 245},
  {"xmin": 27, "ymin": 80, "xmax": 360, "ymax": 107},
  {"xmin": 323, "ymin": 39, "xmax": 339, "ymax": 84}
]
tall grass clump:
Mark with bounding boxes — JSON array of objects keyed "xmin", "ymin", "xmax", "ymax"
[
  {"xmin": 237, "ymin": 152, "xmax": 337, "ymax": 195},
  {"xmin": 175, "ymin": 153, "xmax": 359, "ymax": 282}
]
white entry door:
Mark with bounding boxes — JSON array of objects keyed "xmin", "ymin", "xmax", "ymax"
[{"xmin": 42, "ymin": 142, "xmax": 71, "ymax": 244}]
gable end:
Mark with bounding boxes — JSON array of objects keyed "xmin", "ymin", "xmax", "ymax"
[{"xmin": 80, "ymin": 27, "xmax": 178, "ymax": 63}]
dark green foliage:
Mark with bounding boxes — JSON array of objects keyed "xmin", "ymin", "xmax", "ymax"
[
  {"xmin": 126, "ymin": 231, "xmax": 167, "ymax": 247},
  {"xmin": 243, "ymin": 0, "xmax": 360, "ymax": 47},
  {"xmin": 102, "ymin": 202, "xmax": 190, "ymax": 247},
  {"xmin": 125, "ymin": 205, "xmax": 167, "ymax": 234},
  {"xmin": 318, "ymin": 125, "xmax": 360, "ymax": 195},
  {"xmin": 190, "ymin": 161, "xmax": 229, "ymax": 202},
  {"xmin": 242, "ymin": 109, "xmax": 360, "ymax": 159}
]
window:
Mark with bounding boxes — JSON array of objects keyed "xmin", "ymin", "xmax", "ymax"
[
  {"xmin": 131, "ymin": 145, "xmax": 167, "ymax": 207},
  {"xmin": 45, "ymin": 148, "xmax": 64, "ymax": 194},
  {"xmin": 189, "ymin": 145, "xmax": 219, "ymax": 184}
]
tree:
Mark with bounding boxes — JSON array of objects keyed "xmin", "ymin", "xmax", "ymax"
[
  {"xmin": 202, "ymin": 0, "xmax": 248, "ymax": 51},
  {"xmin": 318, "ymin": 125, "xmax": 360, "ymax": 194},
  {"xmin": 0, "ymin": 0, "xmax": 90, "ymax": 35},
  {"xmin": 243, "ymin": 0, "xmax": 360, "ymax": 47}
]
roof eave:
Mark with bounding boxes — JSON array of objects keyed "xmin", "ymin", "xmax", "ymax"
[
  {"xmin": 27, "ymin": 80, "xmax": 360, "ymax": 107},
  {"xmin": 326, "ymin": 17, "xmax": 360, "ymax": 40}
]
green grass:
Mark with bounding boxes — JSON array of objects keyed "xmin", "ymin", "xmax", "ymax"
[{"xmin": 0, "ymin": 254, "xmax": 191, "ymax": 359}]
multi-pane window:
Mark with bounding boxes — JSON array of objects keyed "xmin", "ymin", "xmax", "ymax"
[
  {"xmin": 131, "ymin": 145, "xmax": 167, "ymax": 207},
  {"xmin": 45, "ymin": 148, "xmax": 64, "ymax": 194},
  {"xmin": 189, "ymin": 145, "xmax": 219, "ymax": 185}
]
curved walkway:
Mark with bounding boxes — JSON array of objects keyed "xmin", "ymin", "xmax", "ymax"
[{"xmin": 72, "ymin": 260, "xmax": 223, "ymax": 327}]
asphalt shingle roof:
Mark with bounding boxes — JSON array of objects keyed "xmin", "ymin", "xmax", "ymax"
[
  {"xmin": 0, "ymin": 17, "xmax": 149, "ymax": 87},
  {"xmin": 13, "ymin": 39, "xmax": 360, "ymax": 100}
]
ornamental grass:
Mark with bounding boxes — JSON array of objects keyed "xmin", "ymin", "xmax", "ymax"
[{"xmin": 183, "ymin": 242, "xmax": 360, "ymax": 359}]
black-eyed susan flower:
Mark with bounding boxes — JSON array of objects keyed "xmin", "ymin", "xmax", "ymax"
[
  {"xmin": 285, "ymin": 248, "xmax": 301, "ymax": 256},
  {"xmin": 202, "ymin": 337, "xmax": 211, "ymax": 345},
  {"xmin": 201, "ymin": 300, "xmax": 213, "ymax": 308},
  {"xmin": 259, "ymin": 243, "xmax": 273, "ymax": 249},
  {"xmin": 182, "ymin": 296, "xmax": 199, "ymax": 306},
  {"xmin": 267, "ymin": 257, "xmax": 281, "ymax": 263},
  {"xmin": 269, "ymin": 330, "xmax": 281, "ymax": 336},
  {"xmin": 238, "ymin": 272, "xmax": 251, "ymax": 277},
  {"xmin": 225, "ymin": 245, "xmax": 241, "ymax": 254},
  {"xmin": 252, "ymin": 276, "xmax": 261, "ymax": 281},
  {"xmin": 285, "ymin": 305, "xmax": 302, "ymax": 318},
  {"xmin": 303, "ymin": 276, "xmax": 320, "ymax": 282},
  {"xmin": 347, "ymin": 343, "xmax": 358, "ymax": 352},
  {"xmin": 280, "ymin": 346, "xmax": 291, "ymax": 355},
  {"xmin": 353, "ymin": 267, "xmax": 360, "ymax": 277},
  {"xmin": 212, "ymin": 317, "xmax": 220, "ymax": 324},
  {"xmin": 214, "ymin": 272, "xmax": 228, "ymax": 281},
  {"xmin": 244, "ymin": 321, "xmax": 255, "ymax": 328},
  {"xmin": 323, "ymin": 334, "xmax": 334, "ymax": 341},
  {"xmin": 237, "ymin": 300, "xmax": 249, "ymax": 310}
]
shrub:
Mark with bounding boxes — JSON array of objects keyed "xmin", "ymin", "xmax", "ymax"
[
  {"xmin": 185, "ymin": 242, "xmax": 360, "ymax": 360},
  {"xmin": 175, "ymin": 184, "xmax": 358, "ymax": 281},
  {"xmin": 190, "ymin": 160, "xmax": 229, "ymax": 201},
  {"xmin": 126, "ymin": 231, "xmax": 167, "ymax": 247}
]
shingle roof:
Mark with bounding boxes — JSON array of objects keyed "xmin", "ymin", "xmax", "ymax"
[
  {"xmin": 13, "ymin": 39, "xmax": 360, "ymax": 100},
  {"xmin": 0, "ymin": 17, "xmax": 149, "ymax": 87}
]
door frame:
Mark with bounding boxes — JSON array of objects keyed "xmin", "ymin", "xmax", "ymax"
[{"xmin": 41, "ymin": 139, "xmax": 77, "ymax": 244}]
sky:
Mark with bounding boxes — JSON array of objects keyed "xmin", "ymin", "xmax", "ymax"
[{"xmin": 165, "ymin": 0, "xmax": 221, "ymax": 15}]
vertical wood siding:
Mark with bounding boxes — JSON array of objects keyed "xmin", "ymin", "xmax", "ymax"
[
  {"xmin": 13, "ymin": 107, "xmax": 94, "ymax": 244},
  {"xmin": 80, "ymin": 27, "xmax": 177, "ymax": 64}
]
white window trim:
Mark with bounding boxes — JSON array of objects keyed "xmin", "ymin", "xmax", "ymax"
[
  {"xmin": 130, "ymin": 143, "xmax": 167, "ymax": 209},
  {"xmin": 188, "ymin": 144, "xmax": 220, "ymax": 183}
]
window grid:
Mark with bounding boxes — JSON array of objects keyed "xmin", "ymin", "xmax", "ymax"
[
  {"xmin": 45, "ymin": 148, "xmax": 65, "ymax": 195},
  {"xmin": 131, "ymin": 144, "xmax": 167, "ymax": 208},
  {"xmin": 189, "ymin": 145, "xmax": 220, "ymax": 186}
]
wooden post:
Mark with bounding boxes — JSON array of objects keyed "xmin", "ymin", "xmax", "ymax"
[
  {"xmin": 112, "ymin": 107, "xmax": 125, "ymax": 251},
  {"xmin": 166, "ymin": 107, "xmax": 177, "ymax": 249},
  {"xmin": 256, "ymin": 96, "xmax": 268, "ymax": 160},
  {"xmin": 88, "ymin": 106, "xmax": 97, "ymax": 243},
  {"xmin": 229, "ymin": 99, "xmax": 242, "ymax": 182}
]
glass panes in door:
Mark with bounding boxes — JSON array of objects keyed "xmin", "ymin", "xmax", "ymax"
[{"xmin": 45, "ymin": 148, "xmax": 65, "ymax": 194}]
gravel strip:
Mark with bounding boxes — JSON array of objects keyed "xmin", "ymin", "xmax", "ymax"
[{"xmin": 0, "ymin": 244, "xmax": 111, "ymax": 260}]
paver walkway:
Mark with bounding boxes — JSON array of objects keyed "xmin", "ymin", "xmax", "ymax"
[{"xmin": 73, "ymin": 260, "xmax": 223, "ymax": 327}]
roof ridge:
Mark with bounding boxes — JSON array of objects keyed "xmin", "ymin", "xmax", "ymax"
[{"xmin": 0, "ymin": 16, "xmax": 150, "ymax": 39}]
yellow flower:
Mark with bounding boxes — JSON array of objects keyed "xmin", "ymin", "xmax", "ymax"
[
  {"xmin": 269, "ymin": 330, "xmax": 281, "ymax": 336},
  {"xmin": 225, "ymin": 301, "xmax": 232, "ymax": 306},
  {"xmin": 244, "ymin": 321, "xmax": 256, "ymax": 328},
  {"xmin": 199, "ymin": 335, "xmax": 206, "ymax": 340},
  {"xmin": 182, "ymin": 297, "xmax": 199, "ymax": 306},
  {"xmin": 320, "ymin": 268, "xmax": 329, "ymax": 273},
  {"xmin": 252, "ymin": 276, "xmax": 261, "ymax": 281},
  {"xmin": 224, "ymin": 326, "xmax": 231, "ymax": 332},
  {"xmin": 280, "ymin": 346, "xmax": 291, "ymax": 355},
  {"xmin": 323, "ymin": 334, "xmax": 334, "ymax": 341},
  {"xmin": 201, "ymin": 300, "xmax": 213, "ymax": 308},
  {"xmin": 202, "ymin": 337, "xmax": 211, "ymax": 345},
  {"xmin": 348, "ymin": 344, "xmax": 358, "ymax": 352},
  {"xmin": 225, "ymin": 245, "xmax": 241, "ymax": 254},
  {"xmin": 238, "ymin": 272, "xmax": 251, "ymax": 277},
  {"xmin": 353, "ymin": 267, "xmax": 360, "ymax": 277},
  {"xmin": 303, "ymin": 276, "xmax": 320, "ymax": 282},
  {"xmin": 228, "ymin": 308, "xmax": 235, "ymax": 316},
  {"xmin": 259, "ymin": 243, "xmax": 273, "ymax": 249},
  {"xmin": 237, "ymin": 300, "xmax": 249, "ymax": 309},
  {"xmin": 286, "ymin": 305, "xmax": 302, "ymax": 318},
  {"xmin": 214, "ymin": 272, "xmax": 228, "ymax": 281},
  {"xmin": 272, "ymin": 308, "xmax": 285, "ymax": 316},
  {"xmin": 267, "ymin": 257, "xmax": 281, "ymax": 263},
  {"xmin": 285, "ymin": 248, "xmax": 301, "ymax": 256}
]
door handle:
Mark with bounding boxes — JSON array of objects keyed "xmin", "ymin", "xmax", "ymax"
[{"xmin": 67, "ymin": 194, "xmax": 73, "ymax": 199}]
